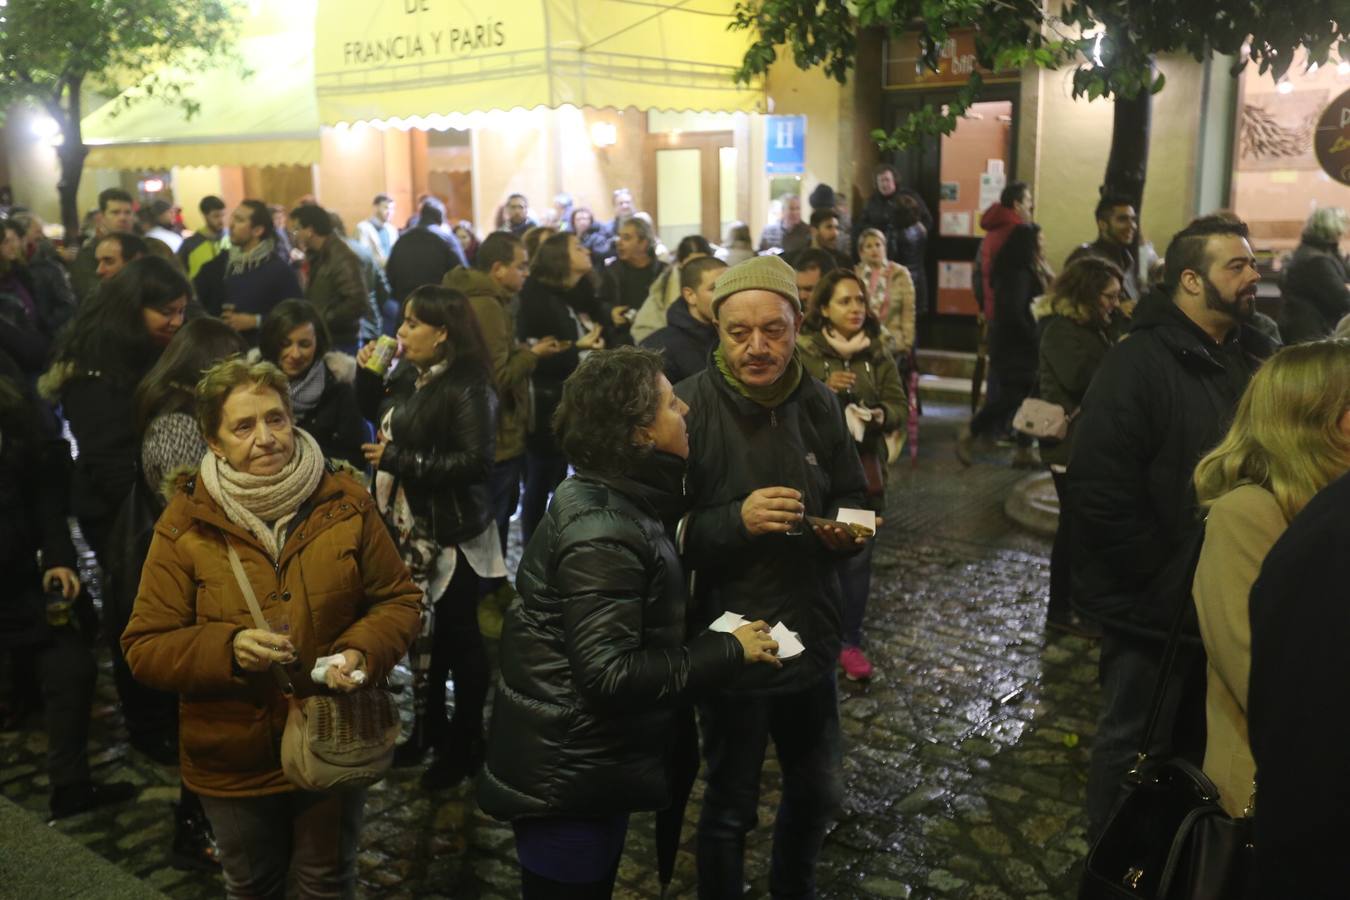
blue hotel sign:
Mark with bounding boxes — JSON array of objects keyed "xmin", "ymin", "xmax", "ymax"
[{"xmin": 765, "ymin": 115, "xmax": 806, "ymax": 174}]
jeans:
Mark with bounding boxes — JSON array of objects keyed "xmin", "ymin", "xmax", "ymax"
[
  {"xmin": 489, "ymin": 456, "xmax": 525, "ymax": 558},
  {"xmin": 521, "ymin": 447, "xmax": 568, "ymax": 548},
  {"xmin": 1048, "ymin": 470, "xmax": 1072, "ymax": 623},
  {"xmin": 837, "ymin": 540, "xmax": 875, "ymax": 648},
  {"xmin": 426, "ymin": 549, "xmax": 490, "ymax": 752},
  {"xmin": 697, "ymin": 675, "xmax": 844, "ymax": 900},
  {"xmin": 200, "ymin": 787, "xmax": 366, "ymax": 900}
]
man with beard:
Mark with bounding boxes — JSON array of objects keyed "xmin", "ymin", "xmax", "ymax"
[
  {"xmin": 1066, "ymin": 196, "xmax": 1141, "ymax": 302},
  {"xmin": 193, "ymin": 200, "xmax": 302, "ymax": 346},
  {"xmin": 69, "ymin": 188, "xmax": 135, "ymax": 302},
  {"xmin": 1067, "ymin": 214, "xmax": 1271, "ymax": 839}
]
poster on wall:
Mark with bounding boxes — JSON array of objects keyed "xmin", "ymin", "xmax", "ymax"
[{"xmin": 1238, "ymin": 90, "xmax": 1328, "ymax": 171}]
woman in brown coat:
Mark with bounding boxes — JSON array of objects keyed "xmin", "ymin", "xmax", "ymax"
[
  {"xmin": 122, "ymin": 358, "xmax": 421, "ymax": 899},
  {"xmin": 1192, "ymin": 341, "xmax": 1350, "ymax": 818}
]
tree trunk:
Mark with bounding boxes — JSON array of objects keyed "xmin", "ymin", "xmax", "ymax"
[
  {"xmin": 53, "ymin": 76, "xmax": 88, "ymax": 246},
  {"xmin": 1101, "ymin": 67, "xmax": 1153, "ymax": 217}
]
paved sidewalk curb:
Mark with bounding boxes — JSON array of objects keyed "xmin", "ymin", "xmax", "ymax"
[{"xmin": 1004, "ymin": 471, "xmax": 1059, "ymax": 538}]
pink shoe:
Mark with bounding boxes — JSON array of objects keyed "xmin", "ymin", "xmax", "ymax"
[{"xmin": 839, "ymin": 646, "xmax": 874, "ymax": 681}]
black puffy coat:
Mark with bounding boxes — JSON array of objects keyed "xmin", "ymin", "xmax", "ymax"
[
  {"xmin": 1276, "ymin": 241, "xmax": 1350, "ymax": 345},
  {"xmin": 639, "ymin": 298, "xmax": 718, "ymax": 386},
  {"xmin": 355, "ymin": 357, "xmax": 496, "ymax": 546},
  {"xmin": 479, "ymin": 453, "xmax": 743, "ymax": 821},
  {"xmin": 676, "ymin": 359, "xmax": 867, "ymax": 694},
  {"xmin": 294, "ymin": 353, "xmax": 369, "ymax": 471},
  {"xmin": 1067, "ymin": 293, "xmax": 1275, "ymax": 634},
  {"xmin": 516, "ymin": 277, "xmax": 592, "ymax": 452},
  {"xmin": 385, "ymin": 227, "xmax": 465, "ymax": 303},
  {"xmin": 988, "ymin": 264, "xmax": 1044, "ymax": 379}
]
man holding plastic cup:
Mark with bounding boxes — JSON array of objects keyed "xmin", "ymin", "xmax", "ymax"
[{"xmin": 674, "ymin": 254, "xmax": 869, "ymax": 899}]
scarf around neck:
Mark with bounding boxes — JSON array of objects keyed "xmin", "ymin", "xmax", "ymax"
[
  {"xmin": 714, "ymin": 345, "xmax": 803, "ymax": 409},
  {"xmin": 226, "ymin": 237, "xmax": 277, "ymax": 277},
  {"xmin": 820, "ymin": 326, "xmax": 871, "ymax": 361},
  {"xmin": 200, "ymin": 428, "xmax": 326, "ymax": 560},
  {"xmin": 289, "ymin": 357, "xmax": 328, "ymax": 417}
]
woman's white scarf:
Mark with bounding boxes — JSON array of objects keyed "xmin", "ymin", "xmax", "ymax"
[{"xmin": 200, "ymin": 428, "xmax": 326, "ymax": 560}]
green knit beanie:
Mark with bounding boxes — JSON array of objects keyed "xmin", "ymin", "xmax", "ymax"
[{"xmin": 711, "ymin": 255, "xmax": 801, "ymax": 319}]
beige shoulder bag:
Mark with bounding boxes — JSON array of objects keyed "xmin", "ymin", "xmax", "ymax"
[{"xmin": 223, "ymin": 536, "xmax": 399, "ymax": 792}]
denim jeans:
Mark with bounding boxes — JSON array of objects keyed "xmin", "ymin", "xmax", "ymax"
[
  {"xmin": 837, "ymin": 540, "xmax": 875, "ymax": 648},
  {"xmin": 697, "ymin": 674, "xmax": 844, "ymax": 899},
  {"xmin": 200, "ymin": 787, "xmax": 366, "ymax": 900},
  {"xmin": 521, "ymin": 447, "xmax": 568, "ymax": 548}
]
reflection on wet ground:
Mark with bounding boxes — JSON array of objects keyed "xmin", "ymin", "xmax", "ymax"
[{"xmin": 0, "ymin": 403, "xmax": 1099, "ymax": 899}]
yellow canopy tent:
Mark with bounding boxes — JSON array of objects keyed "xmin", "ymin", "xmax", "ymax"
[
  {"xmin": 313, "ymin": 0, "xmax": 764, "ymax": 125},
  {"xmin": 80, "ymin": 30, "xmax": 320, "ymax": 170}
]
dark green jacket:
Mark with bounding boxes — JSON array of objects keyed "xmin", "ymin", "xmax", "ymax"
[{"xmin": 1033, "ymin": 293, "xmax": 1123, "ymax": 467}]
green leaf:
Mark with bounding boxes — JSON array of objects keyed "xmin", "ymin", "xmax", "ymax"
[{"xmin": 1149, "ymin": 71, "xmax": 1166, "ymax": 94}]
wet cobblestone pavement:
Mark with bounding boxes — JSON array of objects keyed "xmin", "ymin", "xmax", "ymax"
[{"xmin": 0, "ymin": 403, "xmax": 1101, "ymax": 899}]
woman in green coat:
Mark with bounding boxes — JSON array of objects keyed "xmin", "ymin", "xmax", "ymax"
[
  {"xmin": 1034, "ymin": 255, "xmax": 1126, "ymax": 633},
  {"xmin": 799, "ymin": 269, "xmax": 906, "ymax": 681}
]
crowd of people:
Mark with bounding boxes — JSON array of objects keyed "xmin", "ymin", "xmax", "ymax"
[{"xmin": 0, "ymin": 164, "xmax": 1346, "ymax": 898}]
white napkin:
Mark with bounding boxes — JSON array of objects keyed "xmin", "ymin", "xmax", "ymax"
[
  {"xmin": 709, "ymin": 612, "xmax": 804, "ymax": 660},
  {"xmin": 843, "ymin": 403, "xmax": 878, "ymax": 443},
  {"xmin": 310, "ymin": 653, "xmax": 365, "ymax": 685}
]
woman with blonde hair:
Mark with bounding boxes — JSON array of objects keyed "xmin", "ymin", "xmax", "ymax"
[
  {"xmin": 854, "ymin": 226, "xmax": 916, "ymax": 358},
  {"xmin": 1191, "ymin": 339, "xmax": 1350, "ymax": 818}
]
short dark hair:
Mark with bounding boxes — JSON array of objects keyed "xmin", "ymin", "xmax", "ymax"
[
  {"xmin": 259, "ymin": 299, "xmax": 332, "ymax": 369},
  {"xmin": 507, "ymin": 193, "xmax": 528, "ymax": 205},
  {"xmin": 809, "ymin": 208, "xmax": 839, "ymax": 229},
  {"xmin": 198, "ymin": 195, "xmax": 225, "ymax": 216},
  {"xmin": 1094, "ymin": 195, "xmax": 1134, "ymax": 223},
  {"xmin": 404, "ymin": 285, "xmax": 493, "ymax": 383},
  {"xmin": 239, "ymin": 199, "xmax": 275, "ymax": 241},
  {"xmin": 474, "ymin": 232, "xmax": 523, "ymax": 273},
  {"xmin": 289, "ymin": 204, "xmax": 333, "ymax": 236},
  {"xmin": 793, "ymin": 247, "xmax": 837, "ymax": 275},
  {"xmin": 373, "ymin": 193, "xmax": 392, "ymax": 205},
  {"xmin": 135, "ymin": 317, "xmax": 247, "ymax": 435},
  {"xmin": 1163, "ymin": 214, "xmax": 1251, "ymax": 294},
  {"xmin": 805, "ymin": 269, "xmax": 880, "ymax": 336},
  {"xmin": 554, "ymin": 346, "xmax": 666, "ymax": 476},
  {"xmin": 98, "ymin": 232, "xmax": 148, "ymax": 262},
  {"xmin": 98, "ymin": 188, "xmax": 133, "ymax": 212},
  {"xmin": 419, "ymin": 197, "xmax": 446, "ymax": 227},
  {"xmin": 680, "ymin": 256, "xmax": 727, "ymax": 294},
  {"xmin": 1000, "ymin": 182, "xmax": 1029, "ymax": 208},
  {"xmin": 674, "ymin": 234, "xmax": 713, "ymax": 263}
]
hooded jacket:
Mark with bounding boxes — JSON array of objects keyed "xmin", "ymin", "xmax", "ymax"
[
  {"xmin": 478, "ymin": 455, "xmax": 743, "ymax": 821},
  {"xmin": 1067, "ymin": 293, "xmax": 1275, "ymax": 633},
  {"xmin": 444, "ymin": 266, "xmax": 536, "ymax": 462},
  {"xmin": 639, "ymin": 299, "xmax": 718, "ymax": 387},
  {"xmin": 675, "ymin": 359, "xmax": 867, "ymax": 694},
  {"xmin": 977, "ymin": 204, "xmax": 1024, "ymax": 320},
  {"xmin": 121, "ymin": 467, "xmax": 421, "ymax": 797},
  {"xmin": 1276, "ymin": 240, "xmax": 1350, "ymax": 344}
]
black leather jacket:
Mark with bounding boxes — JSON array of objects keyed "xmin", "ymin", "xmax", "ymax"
[
  {"xmin": 478, "ymin": 453, "xmax": 743, "ymax": 821},
  {"xmin": 356, "ymin": 357, "xmax": 497, "ymax": 546}
]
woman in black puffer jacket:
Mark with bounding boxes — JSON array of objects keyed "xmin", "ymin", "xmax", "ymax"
[
  {"xmin": 356, "ymin": 285, "xmax": 499, "ymax": 790},
  {"xmin": 480, "ymin": 347, "xmax": 779, "ymax": 900}
]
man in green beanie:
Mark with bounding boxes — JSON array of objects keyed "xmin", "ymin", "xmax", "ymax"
[{"xmin": 674, "ymin": 253, "xmax": 868, "ymax": 898}]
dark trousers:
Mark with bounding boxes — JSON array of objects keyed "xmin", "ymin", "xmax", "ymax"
[
  {"xmin": 200, "ymin": 787, "xmax": 366, "ymax": 900},
  {"xmin": 837, "ymin": 540, "xmax": 875, "ymax": 648},
  {"xmin": 520, "ymin": 862, "xmax": 621, "ymax": 899},
  {"xmin": 34, "ymin": 626, "xmax": 97, "ymax": 788},
  {"xmin": 426, "ymin": 549, "xmax": 490, "ymax": 751},
  {"xmin": 79, "ymin": 515, "xmax": 177, "ymax": 747},
  {"xmin": 489, "ymin": 455, "xmax": 525, "ymax": 558},
  {"xmin": 521, "ymin": 447, "xmax": 568, "ymax": 548},
  {"xmin": 1048, "ymin": 470, "xmax": 1072, "ymax": 623},
  {"xmin": 697, "ymin": 675, "xmax": 844, "ymax": 900},
  {"xmin": 970, "ymin": 363, "xmax": 1033, "ymax": 446}
]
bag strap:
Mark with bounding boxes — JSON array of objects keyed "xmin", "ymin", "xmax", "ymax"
[
  {"xmin": 222, "ymin": 534, "xmax": 296, "ymax": 697},
  {"xmin": 1132, "ymin": 520, "xmax": 1207, "ymax": 771}
]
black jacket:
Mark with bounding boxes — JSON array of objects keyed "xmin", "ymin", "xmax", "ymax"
[
  {"xmin": 1276, "ymin": 241, "xmax": 1350, "ymax": 345},
  {"xmin": 1067, "ymin": 294, "xmax": 1275, "ymax": 633},
  {"xmin": 988, "ymin": 265, "xmax": 1043, "ymax": 379},
  {"xmin": 516, "ymin": 277, "xmax": 591, "ymax": 452},
  {"xmin": 295, "ymin": 354, "xmax": 369, "ymax": 471},
  {"xmin": 639, "ymin": 299, "xmax": 718, "ymax": 386},
  {"xmin": 676, "ymin": 360, "xmax": 867, "ymax": 694},
  {"xmin": 385, "ymin": 227, "xmax": 464, "ymax": 303},
  {"xmin": 478, "ymin": 454, "xmax": 743, "ymax": 821},
  {"xmin": 1248, "ymin": 470, "xmax": 1350, "ymax": 896},
  {"xmin": 356, "ymin": 358, "xmax": 497, "ymax": 546}
]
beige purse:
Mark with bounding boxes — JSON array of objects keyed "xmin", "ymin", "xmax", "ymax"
[
  {"xmin": 1013, "ymin": 397, "xmax": 1078, "ymax": 441},
  {"xmin": 224, "ymin": 537, "xmax": 399, "ymax": 792}
]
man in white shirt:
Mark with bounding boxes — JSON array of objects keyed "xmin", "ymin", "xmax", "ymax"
[{"xmin": 355, "ymin": 193, "xmax": 399, "ymax": 269}]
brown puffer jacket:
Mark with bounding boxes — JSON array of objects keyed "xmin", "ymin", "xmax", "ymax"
[{"xmin": 121, "ymin": 467, "xmax": 422, "ymax": 798}]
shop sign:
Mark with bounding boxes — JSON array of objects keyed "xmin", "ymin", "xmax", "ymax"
[
  {"xmin": 765, "ymin": 115, "xmax": 806, "ymax": 174},
  {"xmin": 1314, "ymin": 88, "xmax": 1350, "ymax": 186},
  {"xmin": 886, "ymin": 30, "xmax": 1019, "ymax": 89}
]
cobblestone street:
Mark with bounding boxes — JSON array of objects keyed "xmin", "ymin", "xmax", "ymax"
[{"xmin": 0, "ymin": 403, "xmax": 1102, "ymax": 899}]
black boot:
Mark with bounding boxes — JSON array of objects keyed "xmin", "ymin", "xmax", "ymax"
[
  {"xmin": 49, "ymin": 780, "xmax": 136, "ymax": 821},
  {"xmin": 171, "ymin": 800, "xmax": 222, "ymax": 872},
  {"xmin": 392, "ymin": 716, "xmax": 430, "ymax": 768}
]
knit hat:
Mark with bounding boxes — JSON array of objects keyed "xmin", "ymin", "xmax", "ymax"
[
  {"xmin": 808, "ymin": 183, "xmax": 836, "ymax": 211},
  {"xmin": 711, "ymin": 255, "xmax": 801, "ymax": 317}
]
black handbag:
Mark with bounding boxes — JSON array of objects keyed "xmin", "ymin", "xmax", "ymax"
[
  {"xmin": 1080, "ymin": 523, "xmax": 1255, "ymax": 900},
  {"xmin": 101, "ymin": 463, "xmax": 165, "ymax": 656}
]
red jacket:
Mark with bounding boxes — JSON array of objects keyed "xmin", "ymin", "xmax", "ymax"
[{"xmin": 979, "ymin": 204, "xmax": 1024, "ymax": 320}]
